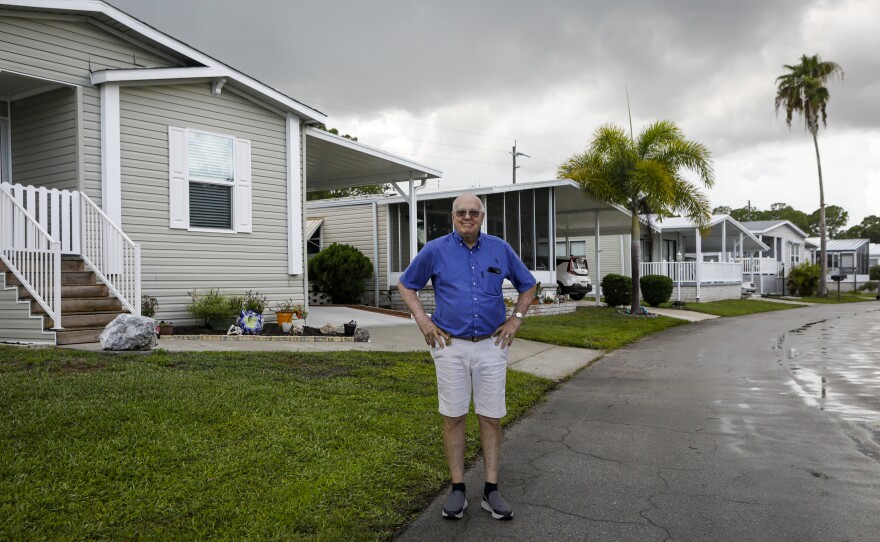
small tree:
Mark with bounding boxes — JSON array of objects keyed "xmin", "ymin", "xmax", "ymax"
[
  {"xmin": 640, "ymin": 275, "xmax": 673, "ymax": 307},
  {"xmin": 601, "ymin": 274, "xmax": 632, "ymax": 307},
  {"xmin": 786, "ymin": 262, "xmax": 821, "ymax": 296},
  {"xmin": 309, "ymin": 243, "xmax": 373, "ymax": 304}
]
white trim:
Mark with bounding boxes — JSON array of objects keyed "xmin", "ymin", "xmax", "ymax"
[
  {"xmin": 91, "ymin": 67, "xmax": 227, "ymax": 85},
  {"xmin": 100, "ymin": 82, "xmax": 121, "ymax": 227},
  {"xmin": 87, "ymin": 16, "xmax": 186, "ymax": 67},
  {"xmin": 0, "ymin": 116, "xmax": 10, "ymax": 184},
  {"xmin": 306, "ymin": 126, "xmax": 442, "ymax": 178},
  {"xmin": 287, "ymin": 114, "xmax": 303, "ymax": 275},
  {"xmin": 5, "ymin": 0, "xmax": 326, "ymax": 122}
]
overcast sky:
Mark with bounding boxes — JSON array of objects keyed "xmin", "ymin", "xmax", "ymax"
[{"xmin": 109, "ymin": 0, "xmax": 880, "ymax": 227}]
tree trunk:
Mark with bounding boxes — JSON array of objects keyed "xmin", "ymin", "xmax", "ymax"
[
  {"xmin": 813, "ymin": 131, "xmax": 827, "ymax": 296},
  {"xmin": 630, "ymin": 208, "xmax": 641, "ymax": 313}
]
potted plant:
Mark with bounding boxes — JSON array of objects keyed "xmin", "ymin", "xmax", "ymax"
[
  {"xmin": 188, "ymin": 289, "xmax": 242, "ymax": 330},
  {"xmin": 141, "ymin": 294, "xmax": 158, "ymax": 318},
  {"xmin": 343, "ymin": 319, "xmax": 357, "ymax": 337},
  {"xmin": 542, "ymin": 295, "xmax": 555, "ymax": 304},
  {"xmin": 274, "ymin": 299, "xmax": 308, "ymax": 333},
  {"xmin": 157, "ymin": 320, "xmax": 173, "ymax": 336},
  {"xmin": 532, "ymin": 282, "xmax": 543, "ymax": 305}
]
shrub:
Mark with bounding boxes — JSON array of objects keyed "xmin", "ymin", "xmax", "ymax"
[
  {"xmin": 786, "ymin": 262, "xmax": 821, "ymax": 296},
  {"xmin": 308, "ymin": 243, "xmax": 374, "ymax": 304},
  {"xmin": 141, "ymin": 294, "xmax": 158, "ymax": 318},
  {"xmin": 640, "ymin": 275, "xmax": 673, "ymax": 307},
  {"xmin": 243, "ymin": 290, "xmax": 268, "ymax": 313},
  {"xmin": 188, "ymin": 289, "xmax": 244, "ymax": 328},
  {"xmin": 860, "ymin": 280, "xmax": 877, "ymax": 292},
  {"xmin": 870, "ymin": 264, "xmax": 880, "ymax": 281},
  {"xmin": 601, "ymin": 273, "xmax": 632, "ymax": 307}
]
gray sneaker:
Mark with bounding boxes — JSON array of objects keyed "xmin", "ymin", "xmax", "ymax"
[
  {"xmin": 441, "ymin": 489, "xmax": 468, "ymax": 520},
  {"xmin": 481, "ymin": 491, "xmax": 513, "ymax": 520}
]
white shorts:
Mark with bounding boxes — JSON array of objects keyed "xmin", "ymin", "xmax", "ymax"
[{"xmin": 431, "ymin": 338, "xmax": 509, "ymax": 418}]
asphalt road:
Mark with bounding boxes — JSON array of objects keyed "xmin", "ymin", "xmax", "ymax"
[{"xmin": 399, "ymin": 302, "xmax": 880, "ymax": 541}]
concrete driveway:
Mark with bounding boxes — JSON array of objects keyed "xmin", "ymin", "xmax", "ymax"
[{"xmin": 399, "ymin": 303, "xmax": 880, "ymax": 541}]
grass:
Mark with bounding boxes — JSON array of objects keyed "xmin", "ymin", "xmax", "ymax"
[
  {"xmin": 0, "ymin": 347, "xmax": 553, "ymax": 541},
  {"xmin": 796, "ymin": 293, "xmax": 878, "ymax": 304},
  {"xmin": 661, "ymin": 299, "xmax": 806, "ymax": 317},
  {"xmin": 516, "ymin": 306, "xmax": 686, "ymax": 350}
]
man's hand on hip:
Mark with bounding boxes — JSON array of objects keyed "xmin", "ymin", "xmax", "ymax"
[
  {"xmin": 418, "ymin": 318, "xmax": 451, "ymax": 349},
  {"xmin": 493, "ymin": 317, "xmax": 522, "ymax": 349}
]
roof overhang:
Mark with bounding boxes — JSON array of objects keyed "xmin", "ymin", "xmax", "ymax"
[
  {"xmin": 305, "ymin": 127, "xmax": 442, "ymax": 191},
  {"xmin": 5, "ymin": 0, "xmax": 327, "ymax": 123},
  {"xmin": 656, "ymin": 215, "xmax": 770, "ymax": 252},
  {"xmin": 751, "ymin": 220, "xmax": 809, "ymax": 238}
]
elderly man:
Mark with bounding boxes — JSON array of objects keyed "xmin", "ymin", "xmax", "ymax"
[{"xmin": 398, "ymin": 192, "xmax": 537, "ymax": 521}]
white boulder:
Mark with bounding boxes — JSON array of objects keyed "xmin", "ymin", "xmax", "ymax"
[{"xmin": 100, "ymin": 314, "xmax": 158, "ymax": 351}]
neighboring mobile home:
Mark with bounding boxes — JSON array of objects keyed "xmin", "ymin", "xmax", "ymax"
[
  {"xmin": 740, "ymin": 220, "xmax": 811, "ymax": 294},
  {"xmin": 806, "ymin": 237, "xmax": 872, "ymax": 292},
  {"xmin": 0, "ymin": 0, "xmax": 439, "ymax": 344}
]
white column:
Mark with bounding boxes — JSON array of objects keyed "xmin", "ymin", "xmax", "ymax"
[
  {"xmin": 721, "ymin": 220, "xmax": 727, "ymax": 262},
  {"xmin": 286, "ymin": 114, "xmax": 303, "ymax": 275},
  {"xmin": 100, "ymin": 82, "xmax": 121, "ymax": 227},
  {"xmin": 594, "ymin": 210, "xmax": 601, "ymax": 306},
  {"xmin": 409, "ymin": 177, "xmax": 417, "ymax": 264},
  {"xmin": 757, "ymin": 234, "xmax": 762, "ymax": 294},
  {"xmin": 695, "ymin": 227, "xmax": 702, "ymax": 301}
]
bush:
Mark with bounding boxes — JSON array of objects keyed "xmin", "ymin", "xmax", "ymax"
[
  {"xmin": 308, "ymin": 243, "xmax": 374, "ymax": 304},
  {"xmin": 601, "ymin": 273, "xmax": 632, "ymax": 307},
  {"xmin": 243, "ymin": 290, "xmax": 268, "ymax": 313},
  {"xmin": 188, "ymin": 289, "xmax": 244, "ymax": 328},
  {"xmin": 860, "ymin": 280, "xmax": 877, "ymax": 292},
  {"xmin": 870, "ymin": 265, "xmax": 880, "ymax": 281},
  {"xmin": 640, "ymin": 275, "xmax": 674, "ymax": 307},
  {"xmin": 140, "ymin": 294, "xmax": 158, "ymax": 318},
  {"xmin": 786, "ymin": 262, "xmax": 821, "ymax": 296}
]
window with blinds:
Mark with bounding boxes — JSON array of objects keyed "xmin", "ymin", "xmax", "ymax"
[{"xmin": 187, "ymin": 130, "xmax": 235, "ymax": 229}]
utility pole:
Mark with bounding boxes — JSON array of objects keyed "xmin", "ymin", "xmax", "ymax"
[{"xmin": 510, "ymin": 140, "xmax": 530, "ymax": 184}]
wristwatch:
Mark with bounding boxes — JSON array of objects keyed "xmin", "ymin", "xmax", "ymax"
[{"xmin": 513, "ymin": 311, "xmax": 524, "ymax": 319}]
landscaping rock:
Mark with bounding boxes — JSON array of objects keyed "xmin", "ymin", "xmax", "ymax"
[
  {"xmin": 320, "ymin": 323, "xmax": 338, "ymax": 336},
  {"xmin": 100, "ymin": 314, "xmax": 157, "ymax": 351},
  {"xmin": 290, "ymin": 325, "xmax": 304, "ymax": 336},
  {"xmin": 353, "ymin": 328, "xmax": 370, "ymax": 342},
  {"xmin": 226, "ymin": 325, "xmax": 243, "ymax": 336}
]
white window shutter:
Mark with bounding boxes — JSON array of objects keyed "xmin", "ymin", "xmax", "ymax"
[
  {"xmin": 234, "ymin": 138, "xmax": 252, "ymax": 233},
  {"xmin": 168, "ymin": 127, "xmax": 188, "ymax": 229}
]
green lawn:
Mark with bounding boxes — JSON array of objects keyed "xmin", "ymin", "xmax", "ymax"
[
  {"xmin": 0, "ymin": 347, "xmax": 552, "ymax": 541},
  {"xmin": 517, "ymin": 306, "xmax": 686, "ymax": 350},
  {"xmin": 796, "ymin": 294, "xmax": 878, "ymax": 304},
  {"xmin": 662, "ymin": 299, "xmax": 806, "ymax": 317}
]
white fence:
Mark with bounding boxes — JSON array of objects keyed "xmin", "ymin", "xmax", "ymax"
[
  {"xmin": 0, "ymin": 182, "xmax": 141, "ymax": 318},
  {"xmin": 640, "ymin": 261, "xmax": 743, "ymax": 284},
  {"xmin": 0, "ymin": 185, "xmax": 62, "ymax": 327},
  {"xmin": 742, "ymin": 257, "xmax": 780, "ymax": 275}
]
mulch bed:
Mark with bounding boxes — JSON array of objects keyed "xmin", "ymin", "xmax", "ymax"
[{"xmin": 172, "ymin": 324, "xmax": 340, "ymax": 337}]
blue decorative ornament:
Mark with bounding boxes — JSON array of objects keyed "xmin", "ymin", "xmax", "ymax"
[{"xmin": 237, "ymin": 309, "xmax": 263, "ymax": 335}]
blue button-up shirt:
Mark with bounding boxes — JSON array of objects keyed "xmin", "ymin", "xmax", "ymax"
[{"xmin": 400, "ymin": 231, "xmax": 537, "ymax": 337}]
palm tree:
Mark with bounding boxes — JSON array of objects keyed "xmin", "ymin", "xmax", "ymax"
[
  {"xmin": 775, "ymin": 54, "xmax": 843, "ymax": 296},
  {"xmin": 559, "ymin": 121, "xmax": 714, "ymax": 313}
]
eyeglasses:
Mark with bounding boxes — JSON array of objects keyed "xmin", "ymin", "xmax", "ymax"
[{"xmin": 454, "ymin": 209, "xmax": 482, "ymax": 218}]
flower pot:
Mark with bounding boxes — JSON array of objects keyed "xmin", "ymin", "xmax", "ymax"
[
  {"xmin": 343, "ymin": 323, "xmax": 357, "ymax": 337},
  {"xmin": 281, "ymin": 321, "xmax": 293, "ymax": 333},
  {"xmin": 158, "ymin": 325, "xmax": 173, "ymax": 337},
  {"xmin": 207, "ymin": 317, "xmax": 235, "ymax": 330},
  {"xmin": 276, "ymin": 311, "xmax": 294, "ymax": 325}
]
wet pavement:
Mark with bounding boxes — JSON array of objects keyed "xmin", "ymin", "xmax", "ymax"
[{"xmin": 399, "ymin": 302, "xmax": 880, "ymax": 541}]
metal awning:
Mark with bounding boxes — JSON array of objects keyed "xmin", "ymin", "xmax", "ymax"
[
  {"xmin": 305, "ymin": 127, "xmax": 441, "ymax": 191},
  {"xmin": 305, "ymin": 217, "xmax": 324, "ymax": 239}
]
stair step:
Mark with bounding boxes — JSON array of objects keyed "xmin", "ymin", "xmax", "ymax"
[
  {"xmin": 55, "ymin": 328, "xmax": 104, "ymax": 345},
  {"xmin": 45, "ymin": 311, "xmax": 124, "ymax": 329},
  {"xmin": 0, "ymin": 258, "xmax": 84, "ymax": 272},
  {"xmin": 32, "ymin": 297, "xmax": 123, "ymax": 314},
  {"xmin": 19, "ymin": 284, "xmax": 110, "ymax": 300},
  {"xmin": 4, "ymin": 271, "xmax": 98, "ymax": 287}
]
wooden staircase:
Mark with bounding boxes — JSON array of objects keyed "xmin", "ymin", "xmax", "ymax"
[{"xmin": 0, "ymin": 255, "xmax": 128, "ymax": 345}]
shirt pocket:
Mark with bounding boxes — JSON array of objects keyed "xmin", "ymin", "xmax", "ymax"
[{"xmin": 480, "ymin": 267, "xmax": 504, "ymax": 296}]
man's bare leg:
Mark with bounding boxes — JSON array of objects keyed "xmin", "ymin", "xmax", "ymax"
[
  {"xmin": 477, "ymin": 414, "xmax": 501, "ymax": 483},
  {"xmin": 443, "ymin": 414, "xmax": 468, "ymax": 482}
]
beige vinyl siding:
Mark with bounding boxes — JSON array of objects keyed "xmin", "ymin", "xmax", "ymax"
[
  {"xmin": 0, "ymin": 283, "xmax": 55, "ymax": 345},
  {"xmin": 0, "ymin": 15, "xmax": 184, "ymax": 202},
  {"xmin": 9, "ymin": 87, "xmax": 77, "ymax": 191},
  {"xmin": 119, "ymin": 83, "xmax": 299, "ymax": 324}
]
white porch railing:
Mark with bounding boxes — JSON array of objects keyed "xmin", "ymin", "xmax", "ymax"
[
  {"xmin": 741, "ymin": 257, "xmax": 779, "ymax": 275},
  {"xmin": 0, "ymin": 183, "xmax": 80, "ymax": 254},
  {"xmin": 80, "ymin": 193, "xmax": 141, "ymax": 316},
  {"xmin": 640, "ymin": 261, "xmax": 743, "ymax": 284},
  {"xmin": 0, "ymin": 185, "xmax": 62, "ymax": 328}
]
